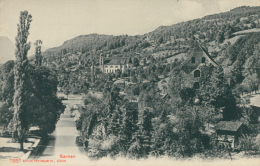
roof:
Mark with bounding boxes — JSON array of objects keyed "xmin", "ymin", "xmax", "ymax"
[
  {"xmin": 199, "ymin": 46, "xmax": 218, "ymax": 66},
  {"xmin": 180, "ymin": 45, "xmax": 218, "ymax": 69},
  {"xmin": 216, "ymin": 121, "xmax": 243, "ymax": 132},
  {"xmin": 104, "ymin": 57, "xmax": 133, "ymax": 65}
]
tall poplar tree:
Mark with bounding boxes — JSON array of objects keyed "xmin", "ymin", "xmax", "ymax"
[
  {"xmin": 13, "ymin": 11, "xmax": 32, "ymax": 151},
  {"xmin": 34, "ymin": 40, "xmax": 42, "ymax": 66}
]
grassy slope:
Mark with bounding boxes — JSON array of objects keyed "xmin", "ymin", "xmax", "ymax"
[{"xmin": 233, "ymin": 28, "xmax": 260, "ymax": 35}]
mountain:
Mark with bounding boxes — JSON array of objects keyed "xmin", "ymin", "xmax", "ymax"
[
  {"xmin": 42, "ymin": 6, "xmax": 260, "ymax": 59},
  {"xmin": 0, "ymin": 36, "xmax": 15, "ymax": 64},
  {"xmin": 44, "ymin": 34, "xmax": 113, "ymax": 56},
  {"xmin": 0, "ymin": 36, "xmax": 48, "ymax": 64}
]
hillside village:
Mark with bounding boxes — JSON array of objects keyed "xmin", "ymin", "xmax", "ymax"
[{"xmin": 1, "ymin": 6, "xmax": 260, "ymax": 160}]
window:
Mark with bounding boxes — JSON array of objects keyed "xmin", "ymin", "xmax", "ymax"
[
  {"xmin": 105, "ymin": 65, "xmax": 108, "ymax": 68},
  {"xmin": 115, "ymin": 66, "xmax": 118, "ymax": 68},
  {"xmin": 192, "ymin": 57, "xmax": 195, "ymax": 63},
  {"xmin": 194, "ymin": 70, "xmax": 200, "ymax": 78},
  {"xmin": 110, "ymin": 66, "xmax": 113, "ymax": 68},
  {"xmin": 193, "ymin": 82, "xmax": 200, "ymax": 89},
  {"xmin": 202, "ymin": 57, "xmax": 206, "ymax": 63}
]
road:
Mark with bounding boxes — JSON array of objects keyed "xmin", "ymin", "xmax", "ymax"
[{"xmin": 30, "ymin": 105, "xmax": 86, "ymax": 161}]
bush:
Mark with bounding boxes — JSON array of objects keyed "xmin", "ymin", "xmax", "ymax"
[
  {"xmin": 87, "ymin": 135, "xmax": 122, "ymax": 158},
  {"xmin": 128, "ymin": 140, "xmax": 143, "ymax": 159},
  {"xmin": 75, "ymin": 136, "xmax": 83, "ymax": 146}
]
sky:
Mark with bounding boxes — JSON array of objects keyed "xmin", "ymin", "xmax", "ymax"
[{"xmin": 0, "ymin": 0, "xmax": 260, "ymax": 49}]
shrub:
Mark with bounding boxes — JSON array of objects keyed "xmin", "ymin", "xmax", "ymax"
[
  {"xmin": 128, "ymin": 140, "xmax": 143, "ymax": 159},
  {"xmin": 75, "ymin": 136, "xmax": 83, "ymax": 146}
]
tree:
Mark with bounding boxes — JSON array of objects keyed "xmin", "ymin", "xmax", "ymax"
[
  {"xmin": 131, "ymin": 75, "xmax": 138, "ymax": 83},
  {"xmin": 251, "ymin": 20, "xmax": 256, "ymax": 28},
  {"xmin": 168, "ymin": 68, "xmax": 182, "ymax": 98},
  {"xmin": 115, "ymin": 69, "xmax": 121, "ymax": 79},
  {"xmin": 224, "ymin": 30, "xmax": 232, "ymax": 40},
  {"xmin": 119, "ymin": 107, "xmax": 135, "ymax": 148},
  {"xmin": 135, "ymin": 108, "xmax": 153, "ymax": 156},
  {"xmin": 0, "ymin": 60, "xmax": 15, "ymax": 106},
  {"xmin": 215, "ymin": 31, "xmax": 224, "ymax": 44},
  {"xmin": 244, "ymin": 44, "xmax": 260, "ymax": 77},
  {"xmin": 0, "ymin": 103, "xmax": 13, "ymax": 129},
  {"xmin": 107, "ymin": 106, "xmax": 121, "ymax": 136},
  {"xmin": 242, "ymin": 73, "xmax": 260, "ymax": 94},
  {"xmin": 147, "ymin": 72, "xmax": 159, "ymax": 83},
  {"xmin": 199, "ymin": 65, "xmax": 238, "ymax": 121},
  {"xmin": 179, "ymin": 87, "xmax": 196, "ymax": 104},
  {"xmin": 34, "ymin": 40, "xmax": 43, "ymax": 66},
  {"xmin": 12, "ymin": 11, "xmax": 32, "ymax": 150},
  {"xmin": 175, "ymin": 105, "xmax": 205, "ymax": 157},
  {"xmin": 105, "ymin": 84, "xmax": 122, "ymax": 119},
  {"xmin": 0, "ymin": 61, "xmax": 15, "ymax": 129},
  {"xmin": 26, "ymin": 66, "xmax": 65, "ymax": 135}
]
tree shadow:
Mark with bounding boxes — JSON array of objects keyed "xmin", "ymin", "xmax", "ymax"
[{"xmin": 0, "ymin": 147, "xmax": 28, "ymax": 153}]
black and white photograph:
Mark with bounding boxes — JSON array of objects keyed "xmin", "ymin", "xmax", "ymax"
[{"xmin": 0, "ymin": 0, "xmax": 260, "ymax": 165}]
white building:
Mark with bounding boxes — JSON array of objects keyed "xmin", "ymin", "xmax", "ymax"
[{"xmin": 99, "ymin": 53, "xmax": 134, "ymax": 74}]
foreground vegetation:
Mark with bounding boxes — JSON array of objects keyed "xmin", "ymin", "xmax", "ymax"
[
  {"xmin": 1, "ymin": 6, "xmax": 260, "ymax": 158},
  {"xmin": 0, "ymin": 11, "xmax": 65, "ymax": 150},
  {"xmin": 74, "ymin": 62, "xmax": 260, "ymax": 159}
]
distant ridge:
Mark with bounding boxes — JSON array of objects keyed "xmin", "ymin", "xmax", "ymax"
[
  {"xmin": 0, "ymin": 36, "xmax": 15, "ymax": 64},
  {"xmin": 0, "ymin": 36, "xmax": 48, "ymax": 64},
  {"xmin": 42, "ymin": 6, "xmax": 260, "ymax": 59}
]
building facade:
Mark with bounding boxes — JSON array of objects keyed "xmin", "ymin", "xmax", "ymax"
[
  {"xmin": 179, "ymin": 45, "xmax": 218, "ymax": 89},
  {"xmin": 99, "ymin": 54, "xmax": 134, "ymax": 74}
]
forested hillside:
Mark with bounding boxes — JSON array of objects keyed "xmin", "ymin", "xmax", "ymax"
[
  {"xmin": 1, "ymin": 6, "xmax": 260, "ymax": 159},
  {"xmin": 43, "ymin": 6, "xmax": 260, "ymax": 59},
  {"xmin": 38, "ymin": 6, "xmax": 260, "ymax": 95}
]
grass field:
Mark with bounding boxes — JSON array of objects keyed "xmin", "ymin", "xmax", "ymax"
[
  {"xmin": 165, "ymin": 53, "xmax": 187, "ymax": 63},
  {"xmin": 152, "ymin": 50, "xmax": 176, "ymax": 58},
  {"xmin": 233, "ymin": 28, "xmax": 260, "ymax": 35},
  {"xmin": 208, "ymin": 35, "xmax": 244, "ymax": 53}
]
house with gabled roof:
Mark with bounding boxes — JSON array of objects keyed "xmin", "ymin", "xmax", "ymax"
[
  {"xmin": 215, "ymin": 121, "xmax": 245, "ymax": 149},
  {"xmin": 99, "ymin": 53, "xmax": 134, "ymax": 74},
  {"xmin": 179, "ymin": 45, "xmax": 218, "ymax": 89}
]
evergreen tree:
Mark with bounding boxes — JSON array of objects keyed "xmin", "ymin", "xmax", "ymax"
[
  {"xmin": 107, "ymin": 106, "xmax": 121, "ymax": 136},
  {"xmin": 135, "ymin": 108, "xmax": 153, "ymax": 156},
  {"xmin": 120, "ymin": 108, "xmax": 134, "ymax": 142},
  {"xmin": 119, "ymin": 103, "xmax": 138, "ymax": 152},
  {"xmin": 12, "ymin": 11, "xmax": 32, "ymax": 150}
]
